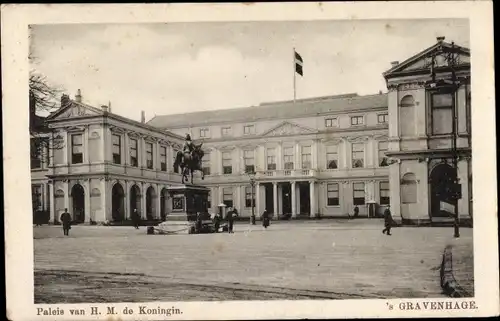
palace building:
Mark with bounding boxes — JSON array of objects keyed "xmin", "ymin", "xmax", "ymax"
[{"xmin": 31, "ymin": 37, "xmax": 472, "ymax": 225}]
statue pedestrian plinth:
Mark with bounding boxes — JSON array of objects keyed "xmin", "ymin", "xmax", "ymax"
[{"xmin": 155, "ymin": 185, "xmax": 210, "ymax": 234}]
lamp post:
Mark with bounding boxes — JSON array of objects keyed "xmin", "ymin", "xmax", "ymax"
[
  {"xmin": 248, "ymin": 171, "xmax": 257, "ymax": 225},
  {"xmin": 427, "ymin": 39, "xmax": 461, "ymax": 238}
]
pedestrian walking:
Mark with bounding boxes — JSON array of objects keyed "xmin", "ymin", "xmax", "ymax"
[
  {"xmin": 132, "ymin": 208, "xmax": 140, "ymax": 229},
  {"xmin": 227, "ymin": 207, "xmax": 236, "ymax": 234},
  {"xmin": 353, "ymin": 206, "xmax": 360, "ymax": 218},
  {"xmin": 213, "ymin": 212, "xmax": 221, "ymax": 232},
  {"xmin": 60, "ymin": 208, "xmax": 72, "ymax": 236},
  {"xmin": 382, "ymin": 205, "xmax": 393, "ymax": 235},
  {"xmin": 261, "ymin": 210, "xmax": 270, "ymax": 229}
]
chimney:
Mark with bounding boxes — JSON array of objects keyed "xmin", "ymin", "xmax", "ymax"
[
  {"xmin": 75, "ymin": 89, "xmax": 82, "ymax": 103},
  {"xmin": 141, "ymin": 110, "xmax": 145, "ymax": 123},
  {"xmin": 437, "ymin": 36, "xmax": 445, "ymax": 43},
  {"xmin": 61, "ymin": 94, "xmax": 70, "ymax": 107},
  {"xmin": 390, "ymin": 61, "xmax": 399, "ymax": 68},
  {"xmin": 101, "ymin": 105, "xmax": 108, "ymax": 113},
  {"xmin": 108, "ymin": 101, "xmax": 111, "ymax": 113}
]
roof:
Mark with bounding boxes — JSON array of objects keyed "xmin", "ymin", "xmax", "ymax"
[{"xmin": 147, "ymin": 93, "xmax": 388, "ymax": 129}]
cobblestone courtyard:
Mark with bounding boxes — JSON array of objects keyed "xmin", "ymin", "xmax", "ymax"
[{"xmin": 34, "ymin": 220, "xmax": 473, "ymax": 303}]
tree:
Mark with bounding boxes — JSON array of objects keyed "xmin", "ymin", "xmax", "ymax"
[{"xmin": 29, "ymin": 70, "xmax": 65, "ymax": 163}]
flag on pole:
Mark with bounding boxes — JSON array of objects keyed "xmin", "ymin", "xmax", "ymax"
[{"xmin": 294, "ymin": 50, "xmax": 303, "ymax": 76}]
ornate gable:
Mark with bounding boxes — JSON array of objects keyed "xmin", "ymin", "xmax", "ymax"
[
  {"xmin": 48, "ymin": 102, "xmax": 102, "ymax": 120},
  {"xmin": 384, "ymin": 41, "xmax": 470, "ymax": 78},
  {"xmin": 261, "ymin": 121, "xmax": 316, "ymax": 137}
]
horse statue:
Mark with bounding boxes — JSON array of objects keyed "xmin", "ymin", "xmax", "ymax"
[{"xmin": 173, "ymin": 143, "xmax": 205, "ymax": 185}]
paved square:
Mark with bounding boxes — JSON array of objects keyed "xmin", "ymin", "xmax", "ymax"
[{"xmin": 34, "ymin": 220, "xmax": 473, "ymax": 302}]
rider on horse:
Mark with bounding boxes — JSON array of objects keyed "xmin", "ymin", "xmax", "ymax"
[{"xmin": 182, "ymin": 134, "xmax": 194, "ymax": 163}]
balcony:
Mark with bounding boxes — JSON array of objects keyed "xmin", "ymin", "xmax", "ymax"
[{"xmin": 255, "ymin": 169, "xmax": 317, "ymax": 179}]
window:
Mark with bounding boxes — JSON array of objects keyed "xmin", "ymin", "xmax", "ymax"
[
  {"xmin": 353, "ymin": 182, "xmax": 365, "ymax": 205},
  {"xmin": 129, "ymin": 138, "xmax": 138, "ymax": 167},
  {"xmin": 401, "ymin": 173, "xmax": 417, "ymax": 204},
  {"xmin": 173, "ymin": 149, "xmax": 180, "ymax": 173},
  {"xmin": 146, "ymin": 142, "xmax": 153, "ymax": 169},
  {"xmin": 30, "ymin": 138, "xmax": 42, "ymax": 169},
  {"xmin": 378, "ymin": 113, "xmax": 389, "ymax": 124},
  {"xmin": 325, "ymin": 118, "xmax": 337, "ymax": 128},
  {"xmin": 350, "ymin": 116, "xmax": 364, "ymax": 126},
  {"xmin": 223, "ymin": 187, "xmax": 233, "ymax": 208},
  {"xmin": 431, "ymin": 93, "xmax": 453, "ymax": 135},
  {"xmin": 327, "ymin": 183, "xmax": 339, "ymax": 206},
  {"xmin": 202, "ymin": 151, "xmax": 210, "ymax": 175},
  {"xmin": 112, "ymin": 134, "xmax": 121, "ymax": 164},
  {"xmin": 222, "ymin": 151, "xmax": 232, "ymax": 174},
  {"xmin": 352, "ymin": 143, "xmax": 364, "ymax": 168},
  {"xmin": 266, "ymin": 148, "xmax": 276, "ymax": 170},
  {"xmin": 245, "ymin": 186, "xmax": 255, "ymax": 208},
  {"xmin": 221, "ymin": 127, "xmax": 231, "ymax": 136},
  {"xmin": 283, "ymin": 146, "xmax": 294, "ymax": 169},
  {"xmin": 301, "ymin": 146, "xmax": 311, "ymax": 169},
  {"xmin": 32, "ymin": 185, "xmax": 42, "ymax": 211},
  {"xmin": 244, "ymin": 150, "xmax": 255, "ymax": 173},
  {"xmin": 71, "ymin": 134, "xmax": 83, "ymax": 164},
  {"xmin": 243, "ymin": 125, "xmax": 255, "ymax": 135},
  {"xmin": 326, "ymin": 145, "xmax": 338, "ymax": 169},
  {"xmin": 400, "ymin": 95, "xmax": 415, "ymax": 137},
  {"xmin": 378, "ymin": 141, "xmax": 389, "ymax": 167},
  {"xmin": 380, "ymin": 181, "xmax": 390, "ymax": 205},
  {"xmin": 160, "ymin": 146, "xmax": 167, "ymax": 171},
  {"xmin": 200, "ymin": 128, "xmax": 210, "ymax": 138}
]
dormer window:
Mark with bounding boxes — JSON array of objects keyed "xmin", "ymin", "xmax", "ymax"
[
  {"xmin": 221, "ymin": 127, "xmax": 231, "ymax": 136},
  {"xmin": 200, "ymin": 128, "xmax": 210, "ymax": 138},
  {"xmin": 350, "ymin": 116, "xmax": 364, "ymax": 126},
  {"xmin": 377, "ymin": 113, "xmax": 389, "ymax": 124},
  {"xmin": 243, "ymin": 125, "xmax": 255, "ymax": 135},
  {"xmin": 325, "ymin": 117, "xmax": 338, "ymax": 128}
]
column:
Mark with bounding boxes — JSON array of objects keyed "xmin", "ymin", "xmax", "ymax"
[
  {"xmin": 84, "ymin": 126, "xmax": 90, "ymax": 164},
  {"xmin": 218, "ymin": 186, "xmax": 223, "ymax": 206},
  {"xmin": 140, "ymin": 137, "xmax": 146, "ymax": 168},
  {"xmin": 296, "ymin": 183, "xmax": 301, "ymax": 215},
  {"xmin": 155, "ymin": 141, "xmax": 160, "ymax": 171},
  {"xmin": 277, "ymin": 143, "xmax": 283, "ymax": 170},
  {"xmin": 100, "ymin": 179, "xmax": 108, "ymax": 222},
  {"xmin": 295, "ymin": 143, "xmax": 301, "ymax": 170},
  {"xmin": 235, "ymin": 185, "xmax": 241, "ymax": 211},
  {"xmin": 84, "ymin": 179, "xmax": 91, "ymax": 223},
  {"xmin": 141, "ymin": 183, "xmax": 147, "ymax": 219},
  {"xmin": 240, "ymin": 185, "xmax": 246, "ymax": 215},
  {"xmin": 291, "ymin": 181, "xmax": 297, "ymax": 218},
  {"xmin": 389, "ymin": 163, "xmax": 401, "ymax": 221},
  {"xmin": 155, "ymin": 184, "xmax": 161, "ymax": 219},
  {"xmin": 255, "ymin": 183, "xmax": 260, "ymax": 216},
  {"xmin": 125, "ymin": 181, "xmax": 130, "ymax": 220},
  {"xmin": 63, "ymin": 180, "xmax": 70, "ymax": 211},
  {"xmin": 63, "ymin": 132, "xmax": 69, "ymax": 164},
  {"xmin": 273, "ymin": 182, "xmax": 278, "ymax": 216},
  {"xmin": 49, "ymin": 182, "xmax": 55, "ymax": 223},
  {"xmin": 309, "ymin": 181, "xmax": 316, "ymax": 218},
  {"xmin": 123, "ymin": 133, "xmax": 129, "ymax": 166},
  {"xmin": 277, "ymin": 184, "xmax": 283, "ymax": 214},
  {"xmin": 42, "ymin": 183, "xmax": 48, "ymax": 211},
  {"xmin": 312, "ymin": 139, "xmax": 318, "ymax": 169}
]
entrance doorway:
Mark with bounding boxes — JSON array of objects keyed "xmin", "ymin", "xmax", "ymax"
[
  {"xmin": 130, "ymin": 185, "xmax": 141, "ymax": 218},
  {"xmin": 146, "ymin": 186, "xmax": 156, "ymax": 220},
  {"xmin": 71, "ymin": 184, "xmax": 85, "ymax": 223},
  {"xmin": 112, "ymin": 183, "xmax": 125, "ymax": 221},
  {"xmin": 299, "ymin": 183, "xmax": 310, "ymax": 215},
  {"xmin": 430, "ymin": 163, "xmax": 457, "ymax": 218},
  {"xmin": 160, "ymin": 188, "xmax": 168, "ymax": 221},
  {"xmin": 281, "ymin": 183, "xmax": 292, "ymax": 215},
  {"xmin": 264, "ymin": 184, "xmax": 274, "ymax": 214}
]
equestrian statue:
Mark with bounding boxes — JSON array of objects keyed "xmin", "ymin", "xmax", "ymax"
[{"xmin": 173, "ymin": 134, "xmax": 205, "ymax": 185}]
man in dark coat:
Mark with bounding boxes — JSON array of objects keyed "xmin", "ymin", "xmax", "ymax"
[
  {"xmin": 261, "ymin": 210, "xmax": 270, "ymax": 229},
  {"xmin": 353, "ymin": 206, "xmax": 360, "ymax": 218},
  {"xmin": 227, "ymin": 207, "xmax": 236, "ymax": 234},
  {"xmin": 60, "ymin": 208, "xmax": 72, "ymax": 236},
  {"xmin": 382, "ymin": 205, "xmax": 393, "ymax": 235},
  {"xmin": 132, "ymin": 208, "xmax": 140, "ymax": 229}
]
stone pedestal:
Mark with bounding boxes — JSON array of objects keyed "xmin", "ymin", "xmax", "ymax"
[{"xmin": 155, "ymin": 184, "xmax": 210, "ymax": 234}]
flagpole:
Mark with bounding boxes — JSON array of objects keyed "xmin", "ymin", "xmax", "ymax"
[{"xmin": 293, "ymin": 47, "xmax": 296, "ymax": 103}]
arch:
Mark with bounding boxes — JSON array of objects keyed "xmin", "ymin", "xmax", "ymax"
[
  {"xmin": 130, "ymin": 184, "xmax": 141, "ymax": 218},
  {"xmin": 399, "ymin": 95, "xmax": 415, "ymax": 137},
  {"xmin": 71, "ymin": 184, "xmax": 85, "ymax": 223},
  {"xmin": 112, "ymin": 183, "xmax": 125, "ymax": 222},
  {"xmin": 429, "ymin": 163, "xmax": 457, "ymax": 218},
  {"xmin": 146, "ymin": 186, "xmax": 156, "ymax": 220},
  {"xmin": 160, "ymin": 188, "xmax": 168, "ymax": 221}
]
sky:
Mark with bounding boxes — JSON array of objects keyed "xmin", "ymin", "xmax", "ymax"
[{"xmin": 30, "ymin": 19, "xmax": 469, "ymax": 122}]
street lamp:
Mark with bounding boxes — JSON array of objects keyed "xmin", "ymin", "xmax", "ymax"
[
  {"xmin": 248, "ymin": 170, "xmax": 257, "ymax": 225},
  {"xmin": 426, "ymin": 39, "xmax": 461, "ymax": 238}
]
